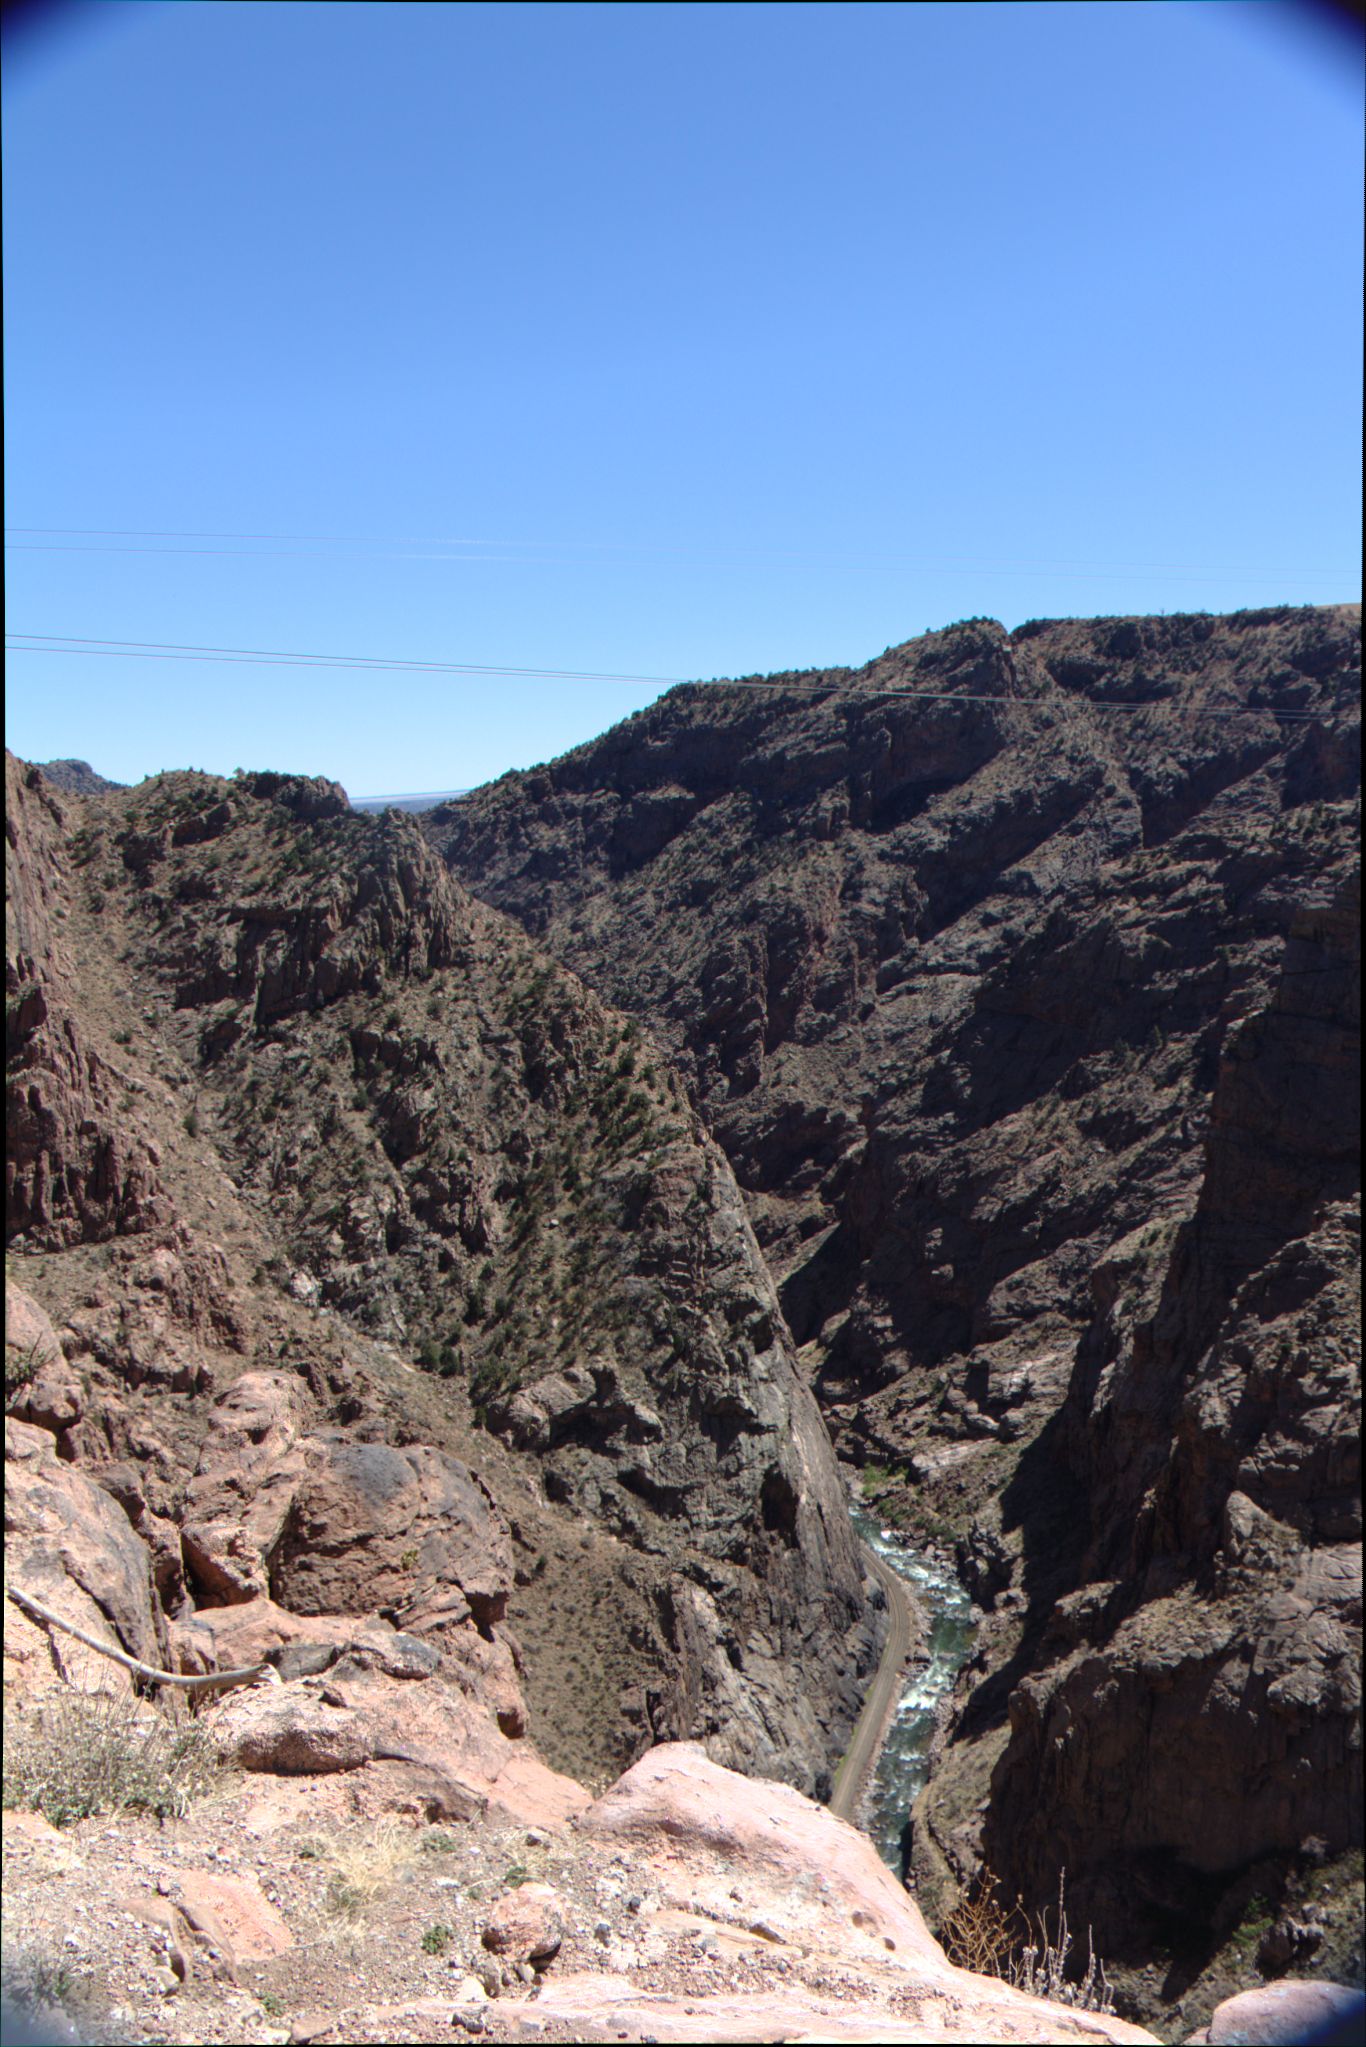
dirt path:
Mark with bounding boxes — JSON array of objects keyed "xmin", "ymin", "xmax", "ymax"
[{"xmin": 829, "ymin": 1542, "xmax": 914, "ymax": 1823}]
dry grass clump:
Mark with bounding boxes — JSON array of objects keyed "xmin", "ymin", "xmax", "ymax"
[
  {"xmin": 2, "ymin": 1686, "xmax": 220, "ymax": 1827},
  {"xmin": 298, "ymin": 1817, "xmax": 422, "ymax": 1923},
  {"xmin": 940, "ymin": 1867, "xmax": 1114, "ymax": 2015}
]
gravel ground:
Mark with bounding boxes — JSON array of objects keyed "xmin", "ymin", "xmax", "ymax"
[{"xmin": 2, "ymin": 1772, "xmax": 903, "ymax": 2045}]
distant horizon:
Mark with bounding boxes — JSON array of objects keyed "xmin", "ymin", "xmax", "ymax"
[{"xmin": 19, "ymin": 592, "xmax": 1362, "ymax": 801}]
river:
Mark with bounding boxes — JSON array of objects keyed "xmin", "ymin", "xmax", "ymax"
[{"xmin": 849, "ymin": 1503, "xmax": 977, "ymax": 1875}]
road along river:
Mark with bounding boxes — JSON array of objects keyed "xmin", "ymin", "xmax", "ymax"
[{"xmin": 830, "ymin": 1506, "xmax": 977, "ymax": 1873}]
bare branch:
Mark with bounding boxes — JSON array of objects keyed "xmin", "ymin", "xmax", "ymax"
[{"xmin": 6, "ymin": 1586, "xmax": 271, "ymax": 1693}]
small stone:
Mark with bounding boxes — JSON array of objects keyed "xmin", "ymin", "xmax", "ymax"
[{"xmin": 151, "ymin": 1965, "xmax": 179, "ymax": 1996}]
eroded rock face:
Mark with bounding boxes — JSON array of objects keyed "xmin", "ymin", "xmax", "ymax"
[
  {"xmin": 179, "ymin": 1372, "xmax": 516, "ymax": 1630},
  {"xmin": 964, "ymin": 872, "xmax": 1362, "ymax": 1962},
  {"xmin": 429, "ymin": 609, "xmax": 1359, "ymax": 1423}
]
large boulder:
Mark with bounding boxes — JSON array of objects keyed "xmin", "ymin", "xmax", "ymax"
[
  {"xmin": 1193, "ymin": 1981, "xmax": 1364, "ymax": 2045},
  {"xmin": 180, "ymin": 1373, "xmax": 514, "ymax": 1629},
  {"xmin": 573, "ymin": 1744, "xmax": 1156, "ymax": 2041}
]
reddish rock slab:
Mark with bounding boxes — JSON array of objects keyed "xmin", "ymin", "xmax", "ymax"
[
  {"xmin": 1200, "ymin": 1981, "xmax": 1365, "ymax": 2045},
  {"xmin": 577, "ymin": 1739, "xmax": 946, "ymax": 1970},
  {"xmin": 574, "ymin": 1744, "xmax": 1156, "ymax": 2042},
  {"xmin": 174, "ymin": 1868, "xmax": 294, "ymax": 1969},
  {"xmin": 501, "ymin": 1971, "xmax": 1156, "ymax": 2043}
]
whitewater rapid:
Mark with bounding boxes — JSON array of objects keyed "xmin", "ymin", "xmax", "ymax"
[{"xmin": 849, "ymin": 1504, "xmax": 977, "ymax": 1874}]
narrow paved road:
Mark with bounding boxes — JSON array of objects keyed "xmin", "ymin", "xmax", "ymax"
[{"xmin": 829, "ymin": 1540, "xmax": 915, "ymax": 1821}]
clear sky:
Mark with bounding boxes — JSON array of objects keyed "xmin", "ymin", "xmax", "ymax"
[{"xmin": 4, "ymin": 0, "xmax": 1361, "ymax": 797}]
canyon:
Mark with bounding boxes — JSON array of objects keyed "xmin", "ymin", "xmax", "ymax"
[{"xmin": 4, "ymin": 602, "xmax": 1361, "ymax": 2042}]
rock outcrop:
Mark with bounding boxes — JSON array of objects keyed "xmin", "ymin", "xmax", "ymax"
[
  {"xmin": 534, "ymin": 1743, "xmax": 1157, "ymax": 2042},
  {"xmin": 5, "ymin": 1415, "xmax": 172, "ymax": 1697},
  {"xmin": 31, "ymin": 760, "xmax": 127, "ymax": 797}
]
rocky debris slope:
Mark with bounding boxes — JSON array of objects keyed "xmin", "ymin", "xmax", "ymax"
[
  {"xmin": 4, "ymin": 752, "xmax": 878, "ymax": 1799},
  {"xmin": 0, "ymin": 1741, "xmax": 1162, "ymax": 2046}
]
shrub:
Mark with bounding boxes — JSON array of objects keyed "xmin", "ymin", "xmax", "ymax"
[
  {"xmin": 940, "ymin": 1868, "xmax": 1113, "ymax": 2015},
  {"xmin": 2, "ymin": 1687, "xmax": 221, "ymax": 1826},
  {"xmin": 5, "ymin": 1340, "xmax": 47, "ymax": 1409},
  {"xmin": 420, "ymin": 1923, "xmax": 452, "ymax": 1955}
]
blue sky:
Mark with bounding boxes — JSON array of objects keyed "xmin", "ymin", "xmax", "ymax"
[{"xmin": 4, "ymin": 0, "xmax": 1361, "ymax": 797}]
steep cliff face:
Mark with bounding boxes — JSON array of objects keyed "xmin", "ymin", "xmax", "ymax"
[
  {"xmin": 965, "ymin": 870, "xmax": 1360, "ymax": 1975},
  {"xmin": 4, "ymin": 754, "xmax": 876, "ymax": 1796},
  {"xmin": 6, "ymin": 755, "xmax": 169, "ymax": 1246}
]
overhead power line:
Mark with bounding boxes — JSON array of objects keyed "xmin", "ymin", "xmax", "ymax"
[
  {"xmin": 4, "ymin": 632, "xmax": 1342, "ymax": 719},
  {"xmin": 7, "ymin": 632, "xmax": 684, "ymax": 688},
  {"xmin": 3, "ymin": 525, "xmax": 1346, "ymax": 581}
]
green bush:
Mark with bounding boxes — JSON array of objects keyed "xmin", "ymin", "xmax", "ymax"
[{"xmin": 5, "ymin": 1340, "xmax": 47, "ymax": 1409}]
